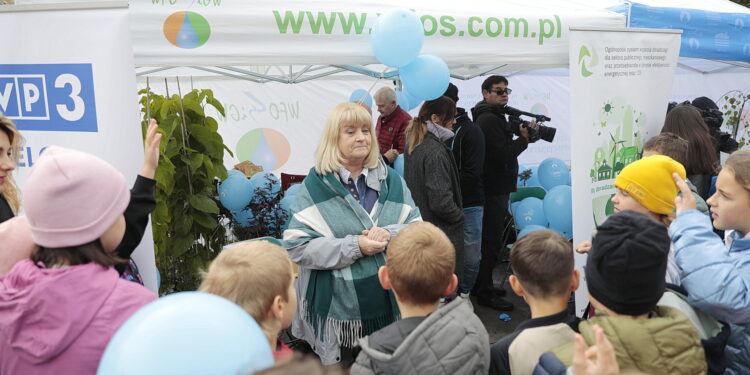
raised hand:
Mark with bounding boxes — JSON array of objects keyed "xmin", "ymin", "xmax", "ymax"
[
  {"xmin": 673, "ymin": 173, "xmax": 697, "ymax": 216},
  {"xmin": 572, "ymin": 325, "xmax": 620, "ymax": 375},
  {"xmin": 140, "ymin": 119, "xmax": 162, "ymax": 179}
]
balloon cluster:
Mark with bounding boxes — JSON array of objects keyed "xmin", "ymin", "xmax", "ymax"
[
  {"xmin": 512, "ymin": 158, "xmax": 573, "ymax": 239},
  {"xmin": 218, "ymin": 171, "xmax": 294, "ymax": 237},
  {"xmin": 98, "ymin": 292, "xmax": 274, "ymax": 375},
  {"xmin": 371, "ymin": 9, "xmax": 450, "ymax": 104}
]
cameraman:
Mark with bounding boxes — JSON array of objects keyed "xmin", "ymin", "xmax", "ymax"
[
  {"xmin": 470, "ymin": 75, "xmax": 536, "ymax": 311},
  {"xmin": 692, "ymin": 96, "xmax": 739, "ymax": 158}
]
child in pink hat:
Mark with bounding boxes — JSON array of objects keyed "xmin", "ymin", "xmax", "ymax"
[{"xmin": 0, "ymin": 146, "xmax": 156, "ymax": 375}]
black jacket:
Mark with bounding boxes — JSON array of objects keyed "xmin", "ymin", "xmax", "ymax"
[
  {"xmin": 114, "ymin": 175, "xmax": 157, "ymax": 275},
  {"xmin": 445, "ymin": 108, "xmax": 485, "ymax": 208},
  {"xmin": 404, "ymin": 132, "xmax": 464, "ymax": 265},
  {"xmin": 0, "ymin": 195, "xmax": 13, "ymax": 224},
  {"xmin": 472, "ymin": 101, "xmax": 528, "ymax": 195}
]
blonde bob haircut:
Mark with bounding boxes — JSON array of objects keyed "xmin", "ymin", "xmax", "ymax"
[
  {"xmin": 0, "ymin": 116, "xmax": 23, "ymax": 213},
  {"xmin": 314, "ymin": 102, "xmax": 379, "ymax": 174}
]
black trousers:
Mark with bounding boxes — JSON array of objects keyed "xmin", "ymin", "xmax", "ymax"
[{"xmin": 473, "ymin": 193, "xmax": 509, "ymax": 297}]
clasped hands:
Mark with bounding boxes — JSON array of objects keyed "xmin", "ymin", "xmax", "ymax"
[{"xmin": 358, "ymin": 226, "xmax": 390, "ymax": 256}]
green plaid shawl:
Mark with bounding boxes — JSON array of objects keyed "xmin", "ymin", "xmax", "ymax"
[{"xmin": 283, "ymin": 166, "xmax": 421, "ymax": 347}]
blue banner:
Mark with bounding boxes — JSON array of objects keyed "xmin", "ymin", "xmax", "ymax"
[
  {"xmin": 0, "ymin": 64, "xmax": 98, "ymax": 132},
  {"xmin": 610, "ymin": 3, "xmax": 750, "ymax": 62}
]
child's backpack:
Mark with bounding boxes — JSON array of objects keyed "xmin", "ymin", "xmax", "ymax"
[{"xmin": 658, "ymin": 284, "xmax": 731, "ymax": 375}]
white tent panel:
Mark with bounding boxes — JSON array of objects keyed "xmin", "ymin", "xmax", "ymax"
[{"xmin": 130, "ymin": 0, "xmax": 624, "ymax": 68}]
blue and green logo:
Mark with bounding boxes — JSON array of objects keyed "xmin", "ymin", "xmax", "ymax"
[{"xmin": 163, "ymin": 11, "xmax": 211, "ymax": 49}]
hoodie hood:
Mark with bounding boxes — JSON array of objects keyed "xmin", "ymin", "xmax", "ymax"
[
  {"xmin": 471, "ymin": 100, "xmax": 504, "ymax": 120},
  {"xmin": 0, "ymin": 259, "xmax": 119, "ymax": 363}
]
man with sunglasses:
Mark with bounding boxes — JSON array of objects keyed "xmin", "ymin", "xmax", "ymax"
[{"xmin": 470, "ymin": 75, "xmax": 536, "ymax": 311}]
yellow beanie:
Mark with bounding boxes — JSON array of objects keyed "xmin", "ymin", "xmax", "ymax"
[{"xmin": 614, "ymin": 155, "xmax": 687, "ymax": 215}]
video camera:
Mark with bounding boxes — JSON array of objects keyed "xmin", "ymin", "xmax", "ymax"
[
  {"xmin": 668, "ymin": 100, "xmax": 738, "ymax": 154},
  {"xmin": 501, "ymin": 105, "xmax": 556, "ymax": 143}
]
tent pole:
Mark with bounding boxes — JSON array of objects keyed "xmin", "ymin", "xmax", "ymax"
[
  {"xmin": 291, "ymin": 65, "xmax": 313, "ymax": 83},
  {"xmin": 136, "ymin": 67, "xmax": 176, "ymax": 76},
  {"xmin": 219, "ymin": 67, "xmax": 288, "ymax": 84},
  {"xmin": 189, "ymin": 66, "xmax": 266, "ymax": 83}
]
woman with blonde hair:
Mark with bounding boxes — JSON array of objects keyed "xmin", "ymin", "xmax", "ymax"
[
  {"xmin": 0, "ymin": 116, "xmax": 23, "ymax": 223},
  {"xmin": 403, "ymin": 96, "xmax": 464, "ymax": 293},
  {"xmin": 282, "ymin": 102, "xmax": 421, "ymax": 367}
]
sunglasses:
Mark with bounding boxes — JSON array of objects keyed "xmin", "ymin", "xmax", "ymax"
[{"xmin": 491, "ymin": 88, "xmax": 512, "ymax": 95}]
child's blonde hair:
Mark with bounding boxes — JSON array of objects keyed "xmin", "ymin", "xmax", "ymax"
[
  {"xmin": 386, "ymin": 221, "xmax": 455, "ymax": 305},
  {"xmin": 200, "ymin": 241, "xmax": 293, "ymax": 323},
  {"xmin": 725, "ymin": 150, "xmax": 750, "ymax": 194}
]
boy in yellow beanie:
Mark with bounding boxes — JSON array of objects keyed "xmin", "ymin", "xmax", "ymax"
[{"xmin": 577, "ymin": 155, "xmax": 687, "ymax": 284}]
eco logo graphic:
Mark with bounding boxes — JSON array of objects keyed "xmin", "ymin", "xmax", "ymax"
[
  {"xmin": 236, "ymin": 128, "xmax": 291, "ymax": 172},
  {"xmin": 589, "ymin": 97, "xmax": 646, "ymax": 225},
  {"xmin": 163, "ymin": 11, "xmax": 211, "ymax": 49},
  {"xmin": 578, "ymin": 45, "xmax": 598, "ymax": 77}
]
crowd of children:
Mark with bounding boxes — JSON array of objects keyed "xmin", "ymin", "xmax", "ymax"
[{"xmin": 3, "ymin": 100, "xmax": 750, "ymax": 375}]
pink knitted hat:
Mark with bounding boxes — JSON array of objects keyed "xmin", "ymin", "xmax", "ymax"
[
  {"xmin": 21, "ymin": 146, "xmax": 130, "ymax": 248},
  {"xmin": 0, "ymin": 216, "xmax": 35, "ymax": 276}
]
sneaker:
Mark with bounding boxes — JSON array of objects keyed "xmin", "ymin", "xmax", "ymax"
[{"xmin": 476, "ymin": 295, "xmax": 514, "ymax": 311}]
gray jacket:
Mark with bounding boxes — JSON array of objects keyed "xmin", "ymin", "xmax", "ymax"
[{"xmin": 351, "ymin": 298, "xmax": 490, "ymax": 375}]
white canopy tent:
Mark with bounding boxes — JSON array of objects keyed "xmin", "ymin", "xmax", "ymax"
[{"xmin": 129, "ymin": 0, "xmax": 625, "ymax": 81}]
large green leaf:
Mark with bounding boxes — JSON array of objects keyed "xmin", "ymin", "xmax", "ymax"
[
  {"xmin": 182, "ymin": 98, "xmax": 205, "ymax": 117},
  {"xmin": 175, "ymin": 214, "xmax": 193, "ymax": 236},
  {"xmin": 206, "ymin": 97, "xmax": 225, "ymax": 117},
  {"xmin": 155, "ymin": 159, "xmax": 176, "ymax": 195},
  {"xmin": 189, "ymin": 194, "xmax": 219, "ymax": 214},
  {"xmin": 171, "ymin": 234, "xmax": 195, "ymax": 258},
  {"xmin": 193, "ymin": 213, "xmax": 218, "ymax": 230}
]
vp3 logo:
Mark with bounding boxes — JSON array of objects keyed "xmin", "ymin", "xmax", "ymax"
[{"xmin": 0, "ymin": 64, "xmax": 98, "ymax": 132}]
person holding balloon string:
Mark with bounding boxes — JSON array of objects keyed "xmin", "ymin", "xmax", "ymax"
[{"xmin": 282, "ymin": 102, "xmax": 421, "ymax": 367}]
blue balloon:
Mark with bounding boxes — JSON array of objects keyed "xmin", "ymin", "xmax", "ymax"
[
  {"xmin": 517, "ymin": 224, "xmax": 547, "ymax": 239},
  {"xmin": 538, "ymin": 158, "xmax": 571, "ymax": 190},
  {"xmin": 98, "ymin": 292, "xmax": 274, "ymax": 375},
  {"xmin": 395, "ymin": 90, "xmax": 411, "ymax": 112},
  {"xmin": 218, "ymin": 175, "xmax": 253, "ymax": 211},
  {"xmin": 402, "ymin": 88, "xmax": 422, "ymax": 111},
  {"xmin": 544, "ymin": 185, "xmax": 573, "ymax": 238},
  {"xmin": 234, "ymin": 208, "xmax": 256, "ymax": 228},
  {"xmin": 349, "ymin": 89, "xmax": 373, "ymax": 107},
  {"xmin": 250, "ymin": 172, "xmax": 281, "ymax": 203},
  {"xmin": 510, "ymin": 201, "xmax": 521, "ymax": 216},
  {"xmin": 518, "ymin": 166, "xmax": 540, "ymax": 187},
  {"xmin": 371, "ymin": 9, "xmax": 424, "ymax": 67},
  {"xmin": 399, "ymin": 54, "xmax": 450, "ymax": 101},
  {"xmin": 285, "ymin": 183, "xmax": 302, "ymax": 197},
  {"xmin": 279, "ymin": 195, "xmax": 294, "ymax": 214},
  {"xmin": 514, "ymin": 197, "xmax": 547, "ymax": 230},
  {"xmin": 227, "ymin": 169, "xmax": 245, "ymax": 178},
  {"xmin": 393, "ymin": 154, "xmax": 405, "ymax": 176}
]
